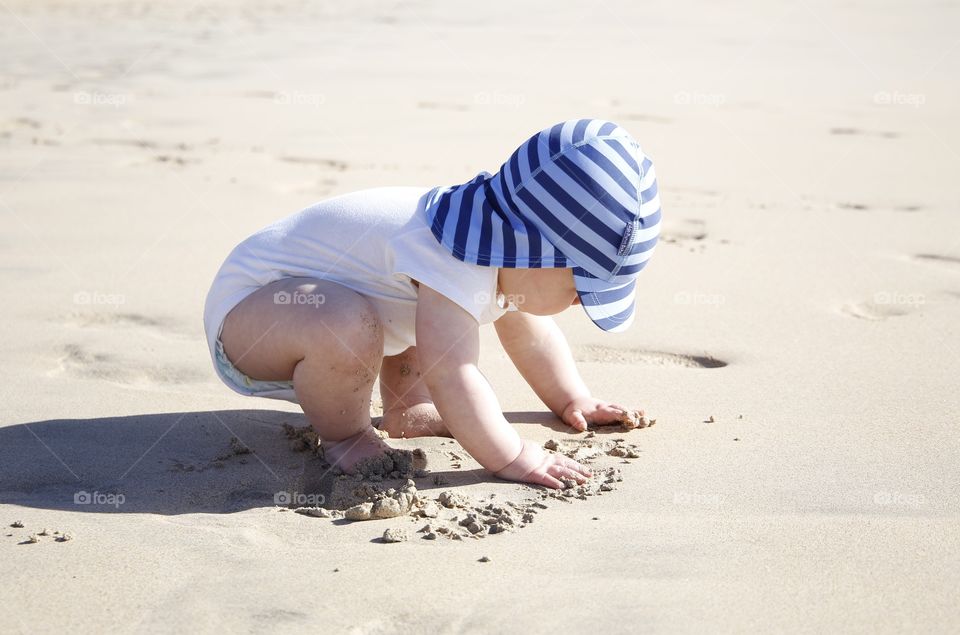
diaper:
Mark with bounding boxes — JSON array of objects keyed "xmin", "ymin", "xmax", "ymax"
[{"xmin": 213, "ymin": 324, "xmax": 299, "ymax": 403}]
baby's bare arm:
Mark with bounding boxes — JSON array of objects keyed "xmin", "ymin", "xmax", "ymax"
[
  {"xmin": 416, "ymin": 283, "xmax": 590, "ymax": 487},
  {"xmin": 495, "ymin": 310, "xmax": 634, "ymax": 431},
  {"xmin": 415, "ymin": 284, "xmax": 523, "ymax": 471},
  {"xmin": 494, "ymin": 311, "xmax": 590, "ymax": 415}
]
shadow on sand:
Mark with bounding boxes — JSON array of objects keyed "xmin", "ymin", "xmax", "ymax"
[{"xmin": 0, "ymin": 409, "xmax": 588, "ymax": 515}]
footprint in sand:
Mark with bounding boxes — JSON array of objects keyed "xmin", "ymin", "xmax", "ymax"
[
  {"xmin": 90, "ymin": 138, "xmax": 161, "ymax": 149},
  {"xmin": 277, "ymin": 156, "xmax": 349, "ymax": 171},
  {"xmin": 663, "ymin": 188, "xmax": 723, "ymax": 242},
  {"xmin": 276, "ymin": 156, "xmax": 401, "ymax": 174},
  {"xmin": 573, "ymin": 344, "xmax": 727, "ymax": 368},
  {"xmin": 829, "ymin": 127, "xmax": 899, "ymax": 139},
  {"xmin": 11, "ymin": 116, "xmax": 42, "ymax": 130},
  {"xmin": 61, "ymin": 311, "xmax": 197, "ymax": 340},
  {"xmin": 239, "ymin": 89, "xmax": 281, "ymax": 100},
  {"xmin": 661, "ymin": 225, "xmax": 707, "ymax": 243},
  {"xmin": 660, "ymin": 218, "xmax": 710, "ymax": 253},
  {"xmin": 52, "ymin": 312, "xmax": 204, "ymax": 385},
  {"xmin": 913, "ymin": 253, "xmax": 960, "ymax": 271},
  {"xmin": 840, "ymin": 300, "xmax": 917, "ymax": 321},
  {"xmin": 671, "ymin": 186, "xmax": 721, "ymax": 199},
  {"xmin": 90, "ymin": 138, "xmax": 203, "ymax": 168},
  {"xmin": 50, "ymin": 343, "xmax": 206, "ymax": 387},
  {"xmin": 151, "ymin": 154, "xmax": 199, "ymax": 166},
  {"xmin": 835, "ymin": 202, "xmax": 924, "ymax": 213}
]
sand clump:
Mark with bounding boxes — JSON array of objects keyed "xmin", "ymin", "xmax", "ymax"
[
  {"xmin": 349, "ymin": 448, "xmax": 426, "ymax": 481},
  {"xmin": 215, "ymin": 436, "xmax": 253, "ymax": 462},
  {"xmin": 616, "ymin": 409, "xmax": 656, "ymax": 431},
  {"xmin": 543, "ymin": 436, "xmax": 643, "ymax": 461},
  {"xmin": 339, "ymin": 480, "xmax": 419, "ymax": 521},
  {"xmin": 9, "ymin": 522, "xmax": 73, "ymax": 544},
  {"xmin": 283, "ymin": 423, "xmax": 322, "ymax": 455},
  {"xmin": 382, "ymin": 527, "xmax": 409, "ymax": 543},
  {"xmin": 437, "ymin": 490, "xmax": 471, "ymax": 508},
  {"xmin": 285, "ymin": 419, "xmax": 648, "ymax": 543},
  {"xmin": 282, "ymin": 423, "xmax": 427, "ymax": 481},
  {"xmin": 543, "ymin": 468, "xmax": 623, "ymax": 502},
  {"xmin": 292, "ymin": 464, "xmax": 625, "ymax": 543}
]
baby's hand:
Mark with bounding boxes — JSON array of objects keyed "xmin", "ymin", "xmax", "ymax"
[
  {"xmin": 561, "ymin": 397, "xmax": 637, "ymax": 432},
  {"xmin": 494, "ymin": 440, "xmax": 592, "ymax": 489}
]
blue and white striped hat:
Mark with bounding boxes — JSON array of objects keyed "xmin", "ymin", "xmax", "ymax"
[{"xmin": 423, "ymin": 118, "xmax": 662, "ymax": 332}]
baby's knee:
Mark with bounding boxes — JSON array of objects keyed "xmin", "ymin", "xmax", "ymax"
[{"xmin": 306, "ymin": 294, "xmax": 384, "ymax": 368}]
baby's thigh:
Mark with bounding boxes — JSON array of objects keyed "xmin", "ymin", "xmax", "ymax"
[{"xmin": 220, "ymin": 277, "xmax": 383, "ymax": 382}]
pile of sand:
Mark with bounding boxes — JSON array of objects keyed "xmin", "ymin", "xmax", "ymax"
[{"xmin": 281, "ymin": 422, "xmax": 643, "ymax": 543}]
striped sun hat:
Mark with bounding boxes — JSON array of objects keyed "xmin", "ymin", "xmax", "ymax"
[{"xmin": 423, "ymin": 118, "xmax": 662, "ymax": 332}]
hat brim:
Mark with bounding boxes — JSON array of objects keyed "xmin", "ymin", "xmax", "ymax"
[{"xmin": 573, "ymin": 266, "xmax": 637, "ymax": 332}]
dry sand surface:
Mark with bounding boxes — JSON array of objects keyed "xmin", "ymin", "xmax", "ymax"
[{"xmin": 1, "ymin": 0, "xmax": 959, "ymax": 632}]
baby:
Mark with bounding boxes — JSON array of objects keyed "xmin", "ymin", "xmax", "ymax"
[{"xmin": 203, "ymin": 118, "xmax": 661, "ymax": 489}]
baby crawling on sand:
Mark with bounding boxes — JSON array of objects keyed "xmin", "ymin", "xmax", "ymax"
[{"xmin": 202, "ymin": 118, "xmax": 661, "ymax": 489}]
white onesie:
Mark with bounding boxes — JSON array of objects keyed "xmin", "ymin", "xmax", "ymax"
[{"xmin": 202, "ymin": 186, "xmax": 510, "ymax": 398}]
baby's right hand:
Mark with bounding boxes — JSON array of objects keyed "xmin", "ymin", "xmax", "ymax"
[{"xmin": 494, "ymin": 440, "xmax": 592, "ymax": 489}]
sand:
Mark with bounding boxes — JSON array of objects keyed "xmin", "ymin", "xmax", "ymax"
[
  {"xmin": 278, "ymin": 422, "xmax": 633, "ymax": 542},
  {"xmin": 1, "ymin": 0, "xmax": 959, "ymax": 632}
]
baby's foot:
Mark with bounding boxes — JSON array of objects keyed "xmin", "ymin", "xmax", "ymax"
[
  {"xmin": 322, "ymin": 426, "xmax": 391, "ymax": 473},
  {"xmin": 380, "ymin": 403, "xmax": 450, "ymax": 439}
]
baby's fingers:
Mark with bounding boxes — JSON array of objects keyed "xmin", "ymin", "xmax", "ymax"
[
  {"xmin": 548, "ymin": 459, "xmax": 590, "ymax": 484},
  {"xmin": 564, "ymin": 408, "xmax": 589, "ymax": 432},
  {"xmin": 592, "ymin": 404, "xmax": 638, "ymax": 426},
  {"xmin": 534, "ymin": 470, "xmax": 566, "ymax": 489},
  {"xmin": 557, "ymin": 455, "xmax": 592, "ymax": 477},
  {"xmin": 542, "ymin": 464, "xmax": 581, "ymax": 487}
]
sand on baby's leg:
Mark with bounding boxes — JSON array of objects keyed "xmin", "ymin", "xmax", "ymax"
[{"xmin": 219, "ymin": 276, "xmax": 391, "ymax": 470}]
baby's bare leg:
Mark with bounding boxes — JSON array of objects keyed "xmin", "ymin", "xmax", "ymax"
[
  {"xmin": 219, "ymin": 277, "xmax": 388, "ymax": 470},
  {"xmin": 379, "ymin": 346, "xmax": 450, "ymax": 438}
]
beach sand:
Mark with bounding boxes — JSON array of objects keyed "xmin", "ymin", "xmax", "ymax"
[{"xmin": 1, "ymin": 0, "xmax": 958, "ymax": 632}]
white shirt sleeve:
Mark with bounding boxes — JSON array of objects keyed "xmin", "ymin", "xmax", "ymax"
[{"xmin": 390, "ymin": 222, "xmax": 507, "ymax": 325}]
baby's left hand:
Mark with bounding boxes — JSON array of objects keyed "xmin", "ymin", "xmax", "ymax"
[{"xmin": 560, "ymin": 396, "xmax": 637, "ymax": 432}]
